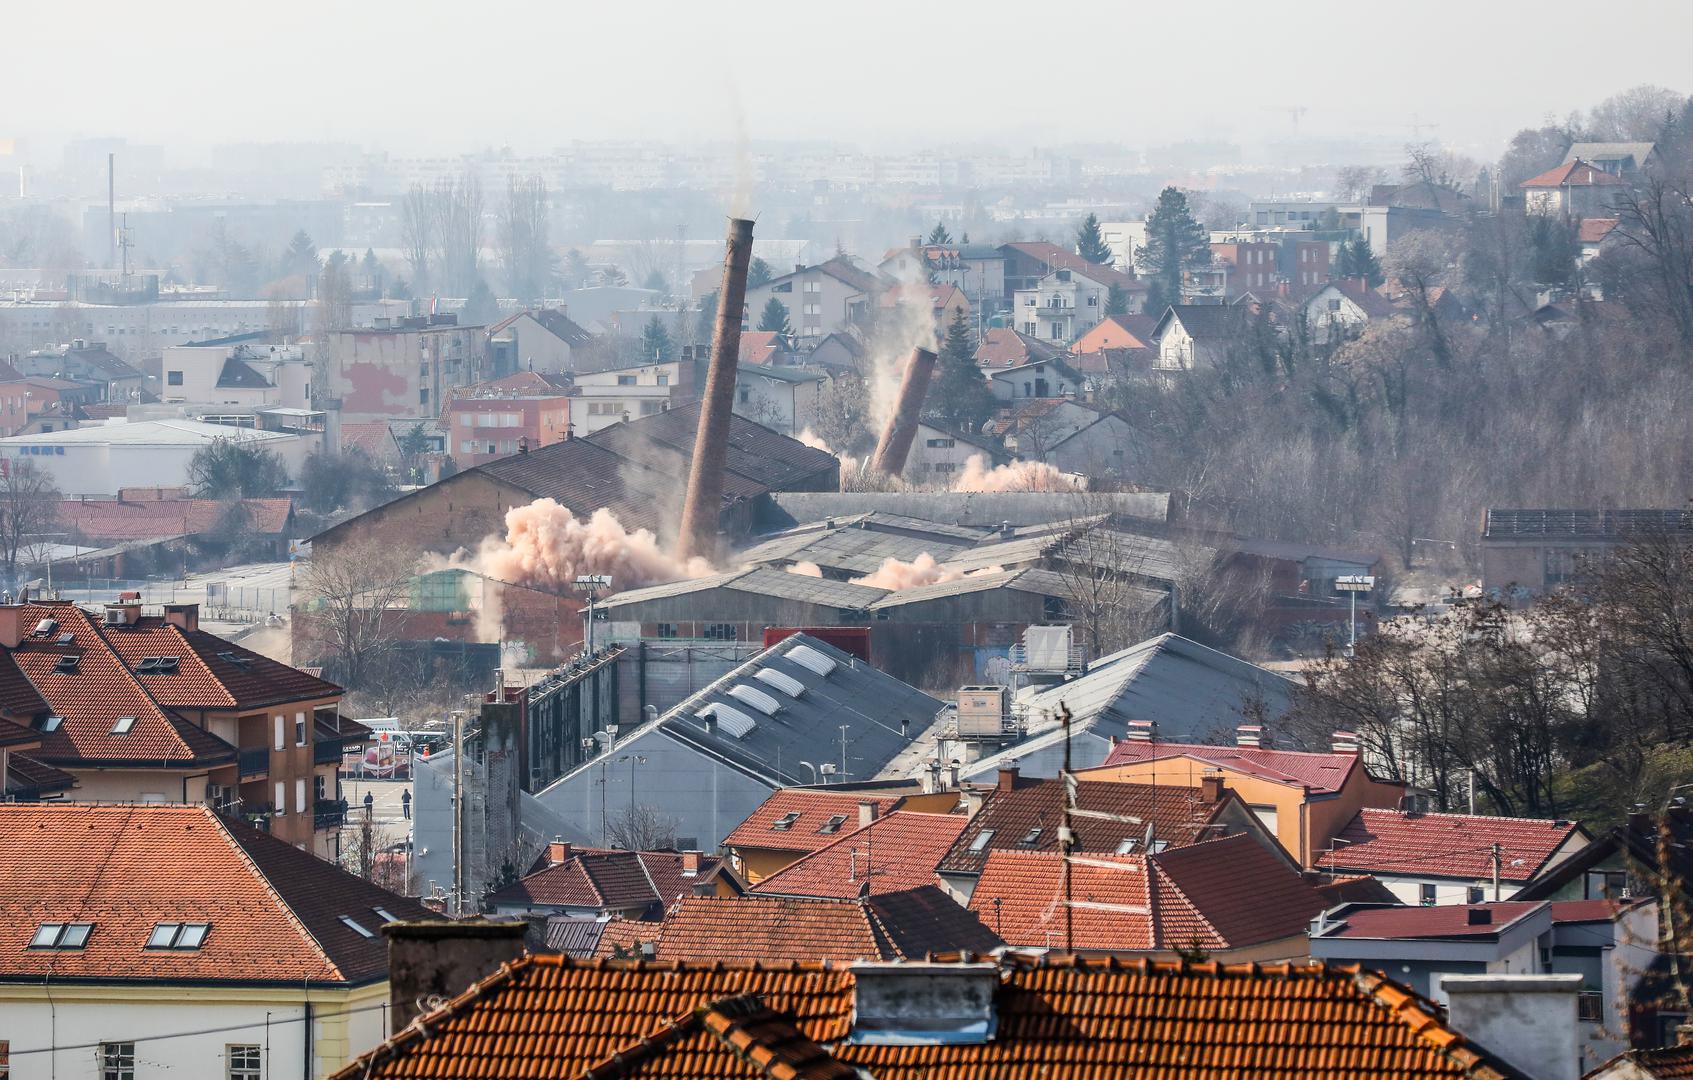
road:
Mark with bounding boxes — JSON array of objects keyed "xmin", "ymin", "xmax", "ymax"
[{"xmin": 339, "ymin": 776, "xmax": 414, "ymax": 833}]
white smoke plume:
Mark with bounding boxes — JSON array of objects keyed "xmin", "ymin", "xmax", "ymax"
[
  {"xmin": 849, "ymin": 552, "xmax": 1002, "ymax": 590},
  {"xmin": 785, "ymin": 561, "xmax": 824, "ymax": 577},
  {"xmin": 458, "ymin": 499, "xmax": 715, "ymax": 592},
  {"xmin": 953, "ymin": 454, "xmax": 1083, "ymax": 493},
  {"xmin": 865, "ymin": 277, "xmax": 942, "ymax": 435},
  {"xmin": 796, "ymin": 428, "xmax": 832, "ymax": 452}
]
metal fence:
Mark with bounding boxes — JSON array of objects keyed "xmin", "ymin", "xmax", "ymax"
[{"xmin": 204, "ymin": 582, "xmax": 292, "ymax": 621}]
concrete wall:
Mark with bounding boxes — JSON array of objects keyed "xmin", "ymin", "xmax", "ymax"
[
  {"xmin": 533, "ymin": 725, "xmax": 774, "ymax": 852},
  {"xmin": 0, "ymin": 430, "xmax": 311, "ymax": 498},
  {"xmin": 1049, "ymin": 415, "xmax": 1134, "ymax": 478},
  {"xmin": 311, "ymin": 472, "xmax": 524, "ymax": 559},
  {"xmin": 1443, "ymin": 974, "xmax": 1582, "ymax": 1080}
]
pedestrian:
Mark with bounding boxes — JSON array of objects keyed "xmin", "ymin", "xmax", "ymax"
[
  {"xmin": 401, "ymin": 789, "xmax": 412, "ymax": 820},
  {"xmin": 364, "ymin": 791, "xmax": 375, "ymax": 819}
]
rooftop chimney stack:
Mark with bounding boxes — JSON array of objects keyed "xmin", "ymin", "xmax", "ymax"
[
  {"xmin": 676, "ymin": 217, "xmax": 754, "ymax": 563},
  {"xmin": 384, "ymin": 920, "xmax": 526, "ymax": 1034},
  {"xmin": 547, "ymin": 840, "xmax": 572, "ymax": 866},
  {"xmin": 870, "ymin": 347, "xmax": 939, "ymax": 477},
  {"xmin": 997, "ymin": 767, "xmax": 1020, "ymax": 792},
  {"xmin": 859, "ymin": 801, "xmax": 880, "ymax": 828},
  {"xmin": 1200, "ymin": 774, "xmax": 1224, "ymax": 803},
  {"xmin": 162, "ymin": 603, "xmax": 197, "ymax": 633},
  {"xmin": 1126, "ymin": 719, "xmax": 1157, "ymax": 742}
]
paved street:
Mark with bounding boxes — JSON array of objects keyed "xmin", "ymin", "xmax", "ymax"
[{"xmin": 339, "ymin": 776, "xmax": 414, "ymax": 832}]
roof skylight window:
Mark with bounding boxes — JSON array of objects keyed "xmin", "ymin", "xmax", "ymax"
[
  {"xmin": 1017, "ymin": 827, "xmax": 1043, "ymax": 846},
  {"xmin": 146, "ymin": 922, "xmax": 209, "ymax": 949},
  {"xmin": 817, "ymin": 814, "xmax": 847, "ymax": 835},
  {"xmin": 30, "ymin": 922, "xmax": 92, "ymax": 949},
  {"xmin": 338, "ymin": 915, "xmax": 374, "ymax": 938},
  {"xmin": 111, "ymin": 717, "xmax": 136, "ymax": 735},
  {"xmin": 968, "ymin": 830, "xmax": 995, "ymax": 852},
  {"xmin": 771, "ymin": 812, "xmax": 801, "ymax": 831}
]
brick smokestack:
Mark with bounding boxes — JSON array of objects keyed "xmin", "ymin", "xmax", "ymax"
[
  {"xmin": 870, "ymin": 347, "xmax": 938, "ymax": 477},
  {"xmin": 676, "ymin": 217, "xmax": 754, "ymax": 562}
]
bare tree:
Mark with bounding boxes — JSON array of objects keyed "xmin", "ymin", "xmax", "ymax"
[
  {"xmin": 296, "ymin": 535, "xmax": 421, "ymax": 689},
  {"xmin": 1333, "ymin": 165, "xmax": 1388, "ymax": 202},
  {"xmin": 1607, "ymin": 173, "xmax": 1693, "ymax": 345},
  {"xmin": 430, "ymin": 174, "xmax": 485, "ymax": 298},
  {"xmin": 1588, "ymin": 85, "xmax": 1687, "ymax": 142},
  {"xmin": 604, "ymin": 804, "xmax": 681, "ymax": 851},
  {"xmin": 0, "ymin": 461, "xmax": 61, "ymax": 580},
  {"xmin": 342, "ymin": 812, "xmax": 410, "ymax": 894},
  {"xmin": 400, "ymin": 184, "xmax": 434, "ymax": 294},
  {"xmin": 1384, "ymin": 229, "xmax": 1457, "ymax": 367},
  {"xmin": 497, "ymin": 175, "xmax": 552, "ymax": 305},
  {"xmin": 1047, "ymin": 516, "xmax": 1171, "ymax": 659}
]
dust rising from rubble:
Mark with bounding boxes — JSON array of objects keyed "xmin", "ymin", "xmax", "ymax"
[
  {"xmin": 849, "ymin": 552, "xmax": 1002, "ymax": 590},
  {"xmin": 953, "ymin": 454, "xmax": 1082, "ymax": 493},
  {"xmin": 785, "ymin": 561, "xmax": 824, "ymax": 577},
  {"xmin": 447, "ymin": 499, "xmax": 716, "ymax": 593}
]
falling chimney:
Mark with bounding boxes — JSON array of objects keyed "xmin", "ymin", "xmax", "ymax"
[
  {"xmin": 384, "ymin": 920, "xmax": 526, "ymax": 1033},
  {"xmin": 676, "ymin": 218, "xmax": 754, "ymax": 562},
  {"xmin": 1125, "ymin": 719, "xmax": 1157, "ymax": 742},
  {"xmin": 1331, "ymin": 730, "xmax": 1360, "ymax": 755},
  {"xmin": 859, "ymin": 801, "xmax": 880, "ymax": 828},
  {"xmin": 870, "ymin": 347, "xmax": 938, "ymax": 477},
  {"xmin": 1236, "ymin": 725, "xmax": 1264, "ymax": 749}
]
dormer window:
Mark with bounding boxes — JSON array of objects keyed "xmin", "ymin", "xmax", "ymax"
[
  {"xmin": 30, "ymin": 922, "xmax": 92, "ymax": 949},
  {"xmin": 35, "ymin": 715, "xmax": 62, "ymax": 732}
]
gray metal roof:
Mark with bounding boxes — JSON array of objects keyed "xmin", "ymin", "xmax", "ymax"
[
  {"xmin": 866, "ymin": 567, "xmax": 1164, "ymax": 611},
  {"xmin": 598, "ymin": 566, "xmax": 888, "ymax": 610},
  {"xmin": 760, "ymin": 492, "xmax": 1169, "ymax": 530},
  {"xmin": 746, "ymin": 528, "xmax": 973, "ymax": 576},
  {"xmin": 941, "ymin": 535, "xmax": 1058, "ymax": 574}
]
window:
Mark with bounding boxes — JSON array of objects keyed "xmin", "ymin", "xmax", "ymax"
[
  {"xmin": 802, "ymin": 303, "xmax": 822, "ymax": 316},
  {"xmin": 101, "ymin": 1042, "xmax": 135, "ymax": 1080},
  {"xmin": 773, "ymin": 281, "xmax": 793, "ymax": 293},
  {"xmin": 803, "ymin": 280, "xmax": 821, "ymax": 293},
  {"xmin": 1327, "ymin": 298, "xmax": 1342, "ymax": 313},
  {"xmin": 36, "ymin": 715, "xmax": 62, "ymax": 732},
  {"xmin": 274, "ymin": 781, "xmax": 286, "ymax": 816},
  {"xmin": 617, "ymin": 375, "xmax": 636, "ymax": 386},
  {"xmin": 0, "ymin": 1038, "xmax": 8, "ymax": 1080},
  {"xmin": 296, "ymin": 778, "xmax": 307, "ymax": 814},
  {"xmin": 1420, "ymin": 883, "xmax": 1438, "ymax": 906},
  {"xmin": 925, "ymin": 438, "xmax": 955, "ymax": 449},
  {"xmin": 228, "ymin": 1044, "xmax": 261, "ymax": 1080},
  {"xmin": 295, "ymin": 713, "xmax": 307, "ymax": 746},
  {"xmin": 703, "ymin": 623, "xmax": 737, "ymax": 641},
  {"xmin": 817, "ymin": 814, "xmax": 848, "ymax": 835},
  {"xmin": 640, "ymin": 401, "xmax": 662, "ymax": 416},
  {"xmin": 1114, "ymin": 838, "xmax": 1139, "ymax": 854},
  {"xmin": 1018, "ymin": 827, "xmax": 1042, "ymax": 846},
  {"xmin": 166, "ymin": 370, "xmax": 183, "ymax": 386},
  {"xmin": 274, "ymin": 715, "xmax": 285, "ymax": 750},
  {"xmin": 1087, "ymin": 294, "xmax": 1098, "ymax": 306},
  {"xmin": 419, "ymin": 388, "xmax": 430, "ymax": 405},
  {"xmin": 147, "ymin": 922, "xmax": 210, "ymax": 949},
  {"xmin": 460, "ymin": 440, "xmax": 475, "ymax": 454},
  {"xmin": 110, "ymin": 717, "xmax": 136, "ymax": 735},
  {"xmin": 968, "ymin": 830, "xmax": 995, "ymax": 852},
  {"xmin": 771, "ymin": 812, "xmax": 801, "ymax": 831},
  {"xmin": 737, "ymin": 388, "xmax": 750, "ymax": 404},
  {"xmin": 1149, "ymin": 841, "xmax": 1168, "ymax": 853},
  {"xmin": 30, "ymin": 922, "xmax": 93, "ymax": 949},
  {"xmin": 1467, "ymin": 886, "xmax": 1485, "ymax": 904},
  {"xmin": 654, "ymin": 623, "xmax": 678, "ymax": 639},
  {"xmin": 338, "ymin": 915, "xmax": 374, "ymax": 938},
  {"xmin": 459, "ymin": 413, "xmax": 473, "ymax": 426},
  {"xmin": 934, "ymin": 462, "xmax": 956, "ymax": 474},
  {"xmin": 656, "ymin": 374, "xmax": 669, "ymax": 386}
]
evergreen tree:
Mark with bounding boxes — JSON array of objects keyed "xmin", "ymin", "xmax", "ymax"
[
  {"xmin": 284, "ymin": 229, "xmax": 318, "ymax": 279},
  {"xmin": 927, "ymin": 308, "xmax": 996, "ymax": 431},
  {"xmin": 1105, "ymin": 284, "xmax": 1129, "ymax": 316},
  {"xmin": 1076, "ymin": 213, "xmax": 1113, "ymax": 265},
  {"xmin": 1337, "ymin": 237, "xmax": 1386, "ymax": 288},
  {"xmin": 757, "ymin": 297, "xmax": 792, "ymax": 335},
  {"xmin": 563, "ymin": 249, "xmax": 591, "ymax": 289},
  {"xmin": 1135, "ymin": 188, "xmax": 1210, "ymax": 314},
  {"xmin": 960, "ymin": 231, "xmax": 970, "ymax": 244},
  {"xmin": 642, "ymin": 269, "xmax": 668, "ymax": 294},
  {"xmin": 1528, "ymin": 217, "xmax": 1577, "ymax": 286},
  {"xmin": 748, "ymin": 257, "xmax": 774, "ymax": 287},
  {"xmin": 361, "ymin": 248, "xmax": 383, "ymax": 294},
  {"xmin": 641, "ymin": 315, "xmax": 674, "ymax": 362},
  {"xmin": 927, "ymin": 221, "xmax": 953, "ymax": 245}
]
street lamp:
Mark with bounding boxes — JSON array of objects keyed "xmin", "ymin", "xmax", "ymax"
[{"xmin": 574, "ymin": 575, "xmax": 613, "ymax": 653}]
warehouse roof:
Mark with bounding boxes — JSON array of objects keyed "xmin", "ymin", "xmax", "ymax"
[
  {"xmin": 599, "ymin": 566, "xmax": 890, "ymax": 611},
  {"xmin": 0, "ymin": 418, "xmax": 298, "ymax": 447},
  {"xmin": 760, "ymin": 491, "xmax": 1170, "ymax": 530}
]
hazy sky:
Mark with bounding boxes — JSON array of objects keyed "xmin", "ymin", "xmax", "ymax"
[{"xmin": 4, "ymin": 0, "xmax": 1688, "ymax": 159}]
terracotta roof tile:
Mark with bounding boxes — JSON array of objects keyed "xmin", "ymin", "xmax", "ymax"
[
  {"xmin": 333, "ymin": 952, "xmax": 1522, "ymax": 1080},
  {"xmin": 1314, "ymin": 809, "xmax": 1584, "ymax": 882},
  {"xmin": 1319, "ymin": 902, "xmax": 1546, "ymax": 940},
  {"xmin": 593, "ymin": 917, "xmax": 659, "ymax": 959},
  {"xmin": 748, "ymin": 812, "xmax": 967, "ymax": 899},
  {"xmin": 490, "ymin": 850, "xmax": 722, "ymax": 912},
  {"xmin": 724, "ymin": 790, "xmax": 908, "ymax": 858},
  {"xmin": 1597, "ymin": 1043, "xmax": 1693, "ymax": 1079},
  {"xmin": 652, "ymin": 888, "xmax": 998, "ymax": 963},
  {"xmin": 940, "ymin": 778, "xmax": 1228, "ymax": 876},
  {"xmin": 969, "ymin": 834, "xmax": 1323, "ymax": 954},
  {"xmin": 1100, "ymin": 737, "xmax": 1368, "ymax": 794},
  {"xmin": 0, "ymin": 802, "xmax": 434, "ymax": 986},
  {"xmin": 1519, "ymin": 159, "xmax": 1630, "ymax": 188},
  {"xmin": 56, "ymin": 497, "xmax": 292, "ymax": 542}
]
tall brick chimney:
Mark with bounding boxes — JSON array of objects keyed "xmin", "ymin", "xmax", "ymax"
[
  {"xmin": 871, "ymin": 347, "xmax": 938, "ymax": 477},
  {"xmin": 675, "ymin": 217, "xmax": 754, "ymax": 563}
]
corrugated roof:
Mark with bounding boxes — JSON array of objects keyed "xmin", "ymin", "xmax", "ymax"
[
  {"xmin": 601, "ymin": 567, "xmax": 888, "ymax": 611},
  {"xmin": 760, "ymin": 492, "xmax": 1170, "ymax": 530}
]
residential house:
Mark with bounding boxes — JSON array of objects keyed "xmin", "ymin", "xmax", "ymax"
[
  {"xmin": 1149, "ymin": 304, "xmax": 1241, "ymax": 373},
  {"xmin": 973, "ymin": 327, "xmax": 1065, "ymax": 371},
  {"xmin": 554, "ymin": 286, "xmax": 662, "ymax": 333},
  {"xmin": 960, "ymin": 636, "xmax": 1299, "ymax": 784},
  {"xmin": 484, "ymin": 842, "xmax": 720, "ymax": 919},
  {"xmin": 984, "ymin": 397, "xmax": 1104, "ymax": 456},
  {"xmin": 1311, "ymin": 899, "xmax": 1659, "ymax": 1071},
  {"xmin": 0, "ymin": 802, "xmax": 435, "ymax": 1080},
  {"xmin": 878, "ymin": 241, "xmax": 1006, "ymax": 310},
  {"xmin": 881, "ymin": 282, "xmax": 970, "ymax": 336},
  {"xmin": 1300, "ymin": 278, "xmax": 1402, "ymax": 343},
  {"xmin": 1479, "ymin": 508, "xmax": 1692, "ymax": 596},
  {"xmin": 1080, "ymin": 727, "xmax": 1407, "ymax": 866},
  {"xmin": 485, "ymin": 308, "xmax": 595, "ymax": 377},
  {"xmin": 1100, "ymin": 221, "xmax": 1147, "ymax": 272},
  {"xmin": 1070, "ymin": 313, "xmax": 1157, "ymax": 377},
  {"xmin": 734, "ymin": 364, "xmax": 827, "ymax": 436},
  {"xmin": 742, "ymin": 257, "xmax": 885, "ymax": 346},
  {"xmin": 1011, "ymin": 269, "xmax": 1110, "ymax": 344},
  {"xmin": 721, "ymin": 788, "xmax": 949, "ymax": 883},
  {"xmin": 999, "ymin": 241, "xmax": 1144, "ymax": 313},
  {"xmin": 326, "ymin": 315, "xmax": 485, "ymax": 421},
  {"xmin": 331, "ymin": 949, "xmax": 1526, "ymax": 1080},
  {"xmin": 12, "ymin": 340, "xmax": 150, "ymax": 403},
  {"xmin": 986, "ymin": 355, "xmax": 1087, "ymax": 402},
  {"xmin": 937, "ymin": 769, "xmax": 1285, "ymax": 903},
  {"xmin": 1314, "ymin": 809, "xmax": 1591, "ymax": 905},
  {"xmin": 738, "ymin": 330, "xmax": 798, "ymax": 367},
  {"xmin": 1580, "ymin": 217, "xmax": 1622, "ymax": 265},
  {"xmin": 1521, "ymin": 160, "xmax": 1631, "ymax": 219},
  {"xmin": 807, "ymin": 331, "xmax": 864, "ymax": 372},
  {"xmin": 967, "ymin": 834, "xmax": 1325, "ymax": 960},
  {"xmin": 746, "ymin": 809, "xmax": 968, "ymax": 900},
  {"xmin": 1210, "ymin": 241, "xmax": 1283, "ymax": 298},
  {"xmin": 530, "ymin": 634, "xmax": 943, "ymax": 852},
  {"xmin": 903, "ymin": 421, "xmax": 1009, "ymax": 482},
  {"xmin": 1564, "ymin": 142, "xmax": 1659, "ymax": 178},
  {"xmin": 159, "ymin": 340, "xmax": 311, "ymax": 409},
  {"xmin": 1046, "ymin": 410, "xmax": 1138, "ymax": 479},
  {"xmin": 443, "ymin": 384, "xmax": 575, "ymax": 466},
  {"xmin": 8, "ymin": 374, "xmax": 104, "ymax": 434},
  {"xmin": 571, "ymin": 359, "xmax": 690, "ymax": 433},
  {"xmin": 1248, "ymin": 200, "xmax": 1339, "ymax": 228}
]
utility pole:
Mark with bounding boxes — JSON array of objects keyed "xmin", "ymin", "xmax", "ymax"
[
  {"xmin": 451, "ymin": 709, "xmax": 466, "ymax": 916},
  {"xmin": 107, "ymin": 153, "xmax": 116, "ymax": 271},
  {"xmin": 1060, "ymin": 702, "xmax": 1074, "ymax": 952},
  {"xmin": 1491, "ymin": 842, "xmax": 1502, "ymax": 902}
]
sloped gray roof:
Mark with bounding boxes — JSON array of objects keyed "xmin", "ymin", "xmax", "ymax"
[
  {"xmin": 741, "ymin": 528, "xmax": 972, "ymax": 577},
  {"xmin": 1565, "ymin": 142, "xmax": 1655, "ymax": 165},
  {"xmin": 866, "ymin": 567, "xmax": 1161, "ymax": 612},
  {"xmin": 760, "ymin": 492, "xmax": 1169, "ymax": 530},
  {"xmin": 598, "ymin": 566, "xmax": 888, "ymax": 611}
]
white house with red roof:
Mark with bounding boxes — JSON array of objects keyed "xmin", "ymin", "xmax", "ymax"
[
  {"xmin": 1520, "ymin": 159, "xmax": 1631, "ymax": 218},
  {"xmin": 1314, "ymin": 807, "xmax": 1591, "ymax": 906}
]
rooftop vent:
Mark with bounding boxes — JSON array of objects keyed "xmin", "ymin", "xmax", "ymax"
[
  {"xmin": 1467, "ymin": 908, "xmax": 1493, "ymax": 926},
  {"xmin": 752, "ymin": 667, "xmax": 806, "ymax": 698},
  {"xmin": 847, "ymin": 963, "xmax": 999, "ymax": 1045},
  {"xmin": 727, "ymin": 683, "xmax": 782, "ymax": 716},
  {"xmin": 785, "ymin": 644, "xmax": 837, "ymax": 678},
  {"xmin": 697, "ymin": 701, "xmax": 757, "ymax": 739}
]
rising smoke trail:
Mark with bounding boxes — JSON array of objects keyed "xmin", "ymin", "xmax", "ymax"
[
  {"xmin": 461, "ymin": 499, "xmax": 716, "ymax": 592},
  {"xmin": 953, "ymin": 454, "xmax": 1083, "ymax": 493}
]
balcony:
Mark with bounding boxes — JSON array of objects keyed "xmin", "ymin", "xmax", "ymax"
[
  {"xmin": 315, "ymin": 739, "xmax": 351, "ymax": 766},
  {"xmin": 238, "ymin": 746, "xmax": 270, "ymax": 779},
  {"xmin": 314, "ymin": 799, "xmax": 348, "ymax": 830}
]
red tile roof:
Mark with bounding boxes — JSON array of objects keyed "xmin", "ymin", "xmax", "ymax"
[
  {"xmin": 968, "ymin": 834, "xmax": 1324, "ymax": 954},
  {"xmin": 8, "ymin": 603, "xmax": 235, "ymax": 766},
  {"xmin": 487, "ymin": 849, "xmax": 719, "ymax": 912},
  {"xmin": 1098, "ymin": 738, "xmax": 1374, "ymax": 795},
  {"xmin": 1519, "ymin": 159, "xmax": 1631, "ymax": 188},
  {"xmin": 333, "ymin": 952, "xmax": 1521, "ymax": 1080},
  {"xmin": 739, "ymin": 330, "xmax": 787, "ymax": 366},
  {"xmin": 339, "ymin": 421, "xmax": 399, "ymax": 458},
  {"xmin": 724, "ymin": 790, "xmax": 909, "ymax": 857},
  {"xmin": 1318, "ymin": 902, "xmax": 1546, "ymax": 940},
  {"xmin": 1003, "ymin": 242, "xmax": 1143, "ymax": 291},
  {"xmin": 0, "ymin": 802, "xmax": 434, "ymax": 986},
  {"xmin": 56, "ymin": 496, "xmax": 293, "ymax": 542},
  {"xmin": 1071, "ymin": 314, "xmax": 1157, "ymax": 355},
  {"xmin": 748, "ymin": 811, "xmax": 968, "ymax": 899},
  {"xmin": 653, "ymin": 888, "xmax": 1001, "ymax": 963},
  {"xmin": 1595, "ymin": 1043, "xmax": 1693, "ymax": 1079},
  {"xmin": 939, "ymin": 778, "xmax": 1234, "ymax": 876},
  {"xmin": 1579, "ymin": 217, "xmax": 1620, "ymax": 243},
  {"xmin": 1314, "ymin": 809, "xmax": 1585, "ymax": 882},
  {"xmin": 102, "ymin": 616, "xmax": 342, "ymax": 710}
]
